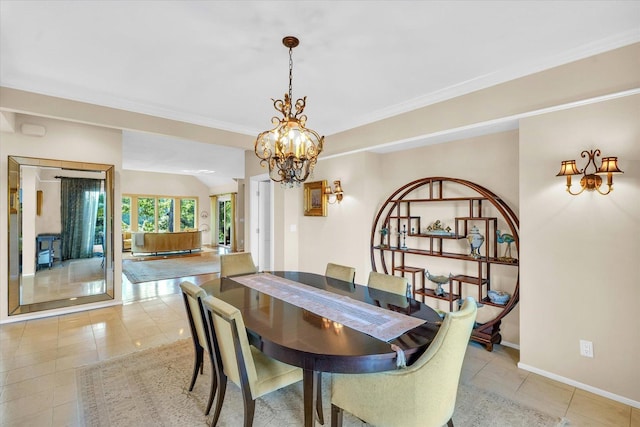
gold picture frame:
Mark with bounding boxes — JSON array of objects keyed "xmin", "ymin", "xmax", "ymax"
[
  {"xmin": 37, "ymin": 190, "xmax": 43, "ymax": 216},
  {"xmin": 304, "ymin": 180, "xmax": 327, "ymax": 217},
  {"xmin": 9, "ymin": 189, "xmax": 18, "ymax": 214}
]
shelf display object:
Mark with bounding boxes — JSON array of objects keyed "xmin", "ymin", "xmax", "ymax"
[{"xmin": 370, "ymin": 177, "xmax": 519, "ymax": 351}]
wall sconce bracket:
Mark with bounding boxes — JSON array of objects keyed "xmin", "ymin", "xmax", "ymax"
[
  {"xmin": 557, "ymin": 149, "xmax": 622, "ymax": 196},
  {"xmin": 580, "ymin": 174, "xmax": 602, "ymax": 192},
  {"xmin": 324, "ymin": 180, "xmax": 344, "ymax": 204}
]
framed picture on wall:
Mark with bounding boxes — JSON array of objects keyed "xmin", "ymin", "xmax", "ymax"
[{"xmin": 304, "ymin": 180, "xmax": 327, "ymax": 217}]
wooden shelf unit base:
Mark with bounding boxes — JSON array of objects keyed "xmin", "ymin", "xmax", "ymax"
[{"xmin": 471, "ymin": 320, "xmax": 502, "ymax": 351}]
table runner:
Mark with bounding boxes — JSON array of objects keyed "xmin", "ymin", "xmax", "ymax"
[{"xmin": 231, "ymin": 273, "xmax": 425, "ymax": 342}]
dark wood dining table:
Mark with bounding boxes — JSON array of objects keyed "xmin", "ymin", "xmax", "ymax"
[{"xmin": 210, "ymin": 271, "xmax": 442, "ymax": 427}]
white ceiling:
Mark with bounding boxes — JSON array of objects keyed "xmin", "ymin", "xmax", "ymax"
[{"xmin": 1, "ymin": 1, "xmax": 639, "ymax": 188}]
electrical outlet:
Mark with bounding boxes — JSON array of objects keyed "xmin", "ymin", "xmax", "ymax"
[{"xmin": 580, "ymin": 340, "xmax": 594, "ymax": 358}]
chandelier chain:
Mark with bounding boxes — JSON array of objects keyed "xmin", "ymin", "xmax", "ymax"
[{"xmin": 288, "ymin": 47, "xmax": 294, "ymax": 107}]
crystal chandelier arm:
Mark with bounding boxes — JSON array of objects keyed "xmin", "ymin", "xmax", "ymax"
[{"xmin": 293, "ymin": 97, "xmax": 306, "ymax": 117}]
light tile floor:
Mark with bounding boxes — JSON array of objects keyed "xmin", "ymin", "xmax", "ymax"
[{"xmin": 1, "ymin": 273, "xmax": 638, "ymax": 426}]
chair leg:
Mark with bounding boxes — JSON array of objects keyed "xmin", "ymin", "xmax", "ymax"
[
  {"xmin": 331, "ymin": 404, "xmax": 343, "ymax": 427},
  {"xmin": 316, "ymin": 371, "xmax": 324, "ymax": 424},
  {"xmin": 188, "ymin": 345, "xmax": 203, "ymax": 391},
  {"xmin": 199, "ymin": 343, "xmax": 204, "ymax": 374},
  {"xmin": 447, "ymin": 419, "xmax": 454, "ymax": 427},
  {"xmin": 210, "ymin": 375, "xmax": 227, "ymax": 427},
  {"xmin": 204, "ymin": 360, "xmax": 218, "ymax": 415},
  {"xmin": 243, "ymin": 397, "xmax": 256, "ymax": 427}
]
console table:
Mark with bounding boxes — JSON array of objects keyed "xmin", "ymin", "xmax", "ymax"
[{"xmin": 36, "ymin": 233, "xmax": 61, "ymax": 270}]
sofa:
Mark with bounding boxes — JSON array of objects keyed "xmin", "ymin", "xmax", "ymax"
[
  {"xmin": 122, "ymin": 231, "xmax": 132, "ymax": 251},
  {"xmin": 131, "ymin": 231, "xmax": 202, "ymax": 255}
]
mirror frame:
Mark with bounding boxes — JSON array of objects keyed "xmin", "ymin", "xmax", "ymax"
[{"xmin": 8, "ymin": 155, "xmax": 115, "ymax": 315}]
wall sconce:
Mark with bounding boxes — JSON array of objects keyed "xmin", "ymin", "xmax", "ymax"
[
  {"xmin": 556, "ymin": 149, "xmax": 623, "ymax": 196},
  {"xmin": 324, "ymin": 180, "xmax": 344, "ymax": 204}
]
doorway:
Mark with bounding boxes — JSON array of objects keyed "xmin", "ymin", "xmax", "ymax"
[
  {"xmin": 217, "ymin": 197, "xmax": 232, "ymax": 247},
  {"xmin": 250, "ymin": 174, "xmax": 273, "ymax": 272}
]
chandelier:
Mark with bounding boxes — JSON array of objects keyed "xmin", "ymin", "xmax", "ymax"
[{"xmin": 254, "ymin": 36, "xmax": 324, "ymax": 186}]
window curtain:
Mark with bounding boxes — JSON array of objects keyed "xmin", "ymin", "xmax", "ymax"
[
  {"xmin": 230, "ymin": 192, "xmax": 237, "ymax": 252},
  {"xmin": 60, "ymin": 178, "xmax": 102, "ymax": 260},
  {"xmin": 210, "ymin": 195, "xmax": 218, "ymax": 246}
]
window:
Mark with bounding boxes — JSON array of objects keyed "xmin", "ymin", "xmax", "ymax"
[
  {"xmin": 180, "ymin": 198, "xmax": 196, "ymax": 231},
  {"xmin": 122, "ymin": 197, "xmax": 131, "ymax": 231},
  {"xmin": 158, "ymin": 198, "xmax": 174, "ymax": 232},
  {"xmin": 95, "ymin": 191, "xmax": 105, "ymax": 245},
  {"xmin": 218, "ymin": 199, "xmax": 232, "ymax": 246},
  {"xmin": 138, "ymin": 197, "xmax": 156, "ymax": 231},
  {"xmin": 123, "ymin": 195, "xmax": 198, "ymax": 233}
]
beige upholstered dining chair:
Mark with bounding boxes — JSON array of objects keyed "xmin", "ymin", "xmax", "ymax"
[
  {"xmin": 220, "ymin": 252, "xmax": 257, "ymax": 277},
  {"xmin": 367, "ymin": 271, "xmax": 409, "ymax": 296},
  {"xmin": 179, "ymin": 281, "xmax": 217, "ymax": 415},
  {"xmin": 325, "ymin": 262, "xmax": 356, "ymax": 283},
  {"xmin": 331, "ymin": 297, "xmax": 478, "ymax": 427},
  {"xmin": 202, "ymin": 294, "xmax": 304, "ymax": 427}
]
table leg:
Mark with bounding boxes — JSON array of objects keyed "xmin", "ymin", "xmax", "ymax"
[
  {"xmin": 303, "ymin": 368, "xmax": 315, "ymax": 427},
  {"xmin": 315, "ymin": 371, "xmax": 324, "ymax": 425}
]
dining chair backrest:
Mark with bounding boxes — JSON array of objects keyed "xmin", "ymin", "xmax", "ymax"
[
  {"xmin": 367, "ymin": 271, "xmax": 409, "ymax": 296},
  {"xmin": 330, "ymin": 296, "xmax": 478, "ymax": 427},
  {"xmin": 325, "ymin": 263, "xmax": 356, "ymax": 283},
  {"xmin": 180, "ymin": 281, "xmax": 209, "ymax": 354},
  {"xmin": 220, "ymin": 252, "xmax": 257, "ymax": 277},
  {"xmin": 202, "ymin": 295, "xmax": 304, "ymax": 426},
  {"xmin": 179, "ymin": 281, "xmax": 219, "ymax": 416},
  {"xmin": 204, "ymin": 294, "xmax": 259, "ymax": 396}
]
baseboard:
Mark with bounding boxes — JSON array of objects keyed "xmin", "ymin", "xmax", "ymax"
[
  {"xmin": 518, "ymin": 362, "xmax": 640, "ymax": 409},
  {"xmin": 500, "ymin": 340, "xmax": 520, "ymax": 350}
]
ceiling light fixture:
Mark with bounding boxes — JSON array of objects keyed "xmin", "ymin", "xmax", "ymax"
[
  {"xmin": 556, "ymin": 149, "xmax": 623, "ymax": 195},
  {"xmin": 254, "ymin": 36, "xmax": 324, "ymax": 187}
]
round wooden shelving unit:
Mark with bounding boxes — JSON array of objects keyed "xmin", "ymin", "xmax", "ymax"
[{"xmin": 370, "ymin": 177, "xmax": 519, "ymax": 351}]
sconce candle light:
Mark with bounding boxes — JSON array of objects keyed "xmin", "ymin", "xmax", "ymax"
[
  {"xmin": 556, "ymin": 149, "xmax": 623, "ymax": 196},
  {"xmin": 324, "ymin": 180, "xmax": 344, "ymax": 204}
]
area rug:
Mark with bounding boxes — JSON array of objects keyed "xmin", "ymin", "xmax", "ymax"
[
  {"xmin": 122, "ymin": 252, "xmax": 220, "ymax": 283},
  {"xmin": 77, "ymin": 339, "xmax": 567, "ymax": 427}
]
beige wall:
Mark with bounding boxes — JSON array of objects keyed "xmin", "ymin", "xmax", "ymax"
[
  {"xmin": 0, "ymin": 115, "xmax": 123, "ymax": 322},
  {"xmin": 519, "ymin": 94, "xmax": 640, "ymax": 403},
  {"xmin": 120, "ymin": 170, "xmax": 212, "ymax": 244},
  {"xmin": 298, "ymin": 152, "xmax": 382, "ymax": 283}
]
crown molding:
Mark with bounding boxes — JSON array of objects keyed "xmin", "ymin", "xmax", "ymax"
[
  {"xmin": 328, "ymin": 31, "xmax": 640, "ymax": 136},
  {"xmin": 321, "ymin": 88, "xmax": 640, "ymax": 159}
]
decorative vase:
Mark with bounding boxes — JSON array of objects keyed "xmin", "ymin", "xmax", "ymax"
[
  {"xmin": 466, "ymin": 225, "xmax": 484, "ymax": 259},
  {"xmin": 400, "ymin": 224, "xmax": 408, "ymax": 250},
  {"xmin": 425, "ymin": 270, "xmax": 452, "ymax": 297},
  {"xmin": 379, "ymin": 227, "xmax": 389, "ymax": 248},
  {"xmin": 488, "ymin": 290, "xmax": 510, "ymax": 305}
]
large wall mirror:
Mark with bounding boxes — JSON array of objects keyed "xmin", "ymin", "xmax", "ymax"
[{"xmin": 8, "ymin": 156, "xmax": 114, "ymax": 315}]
